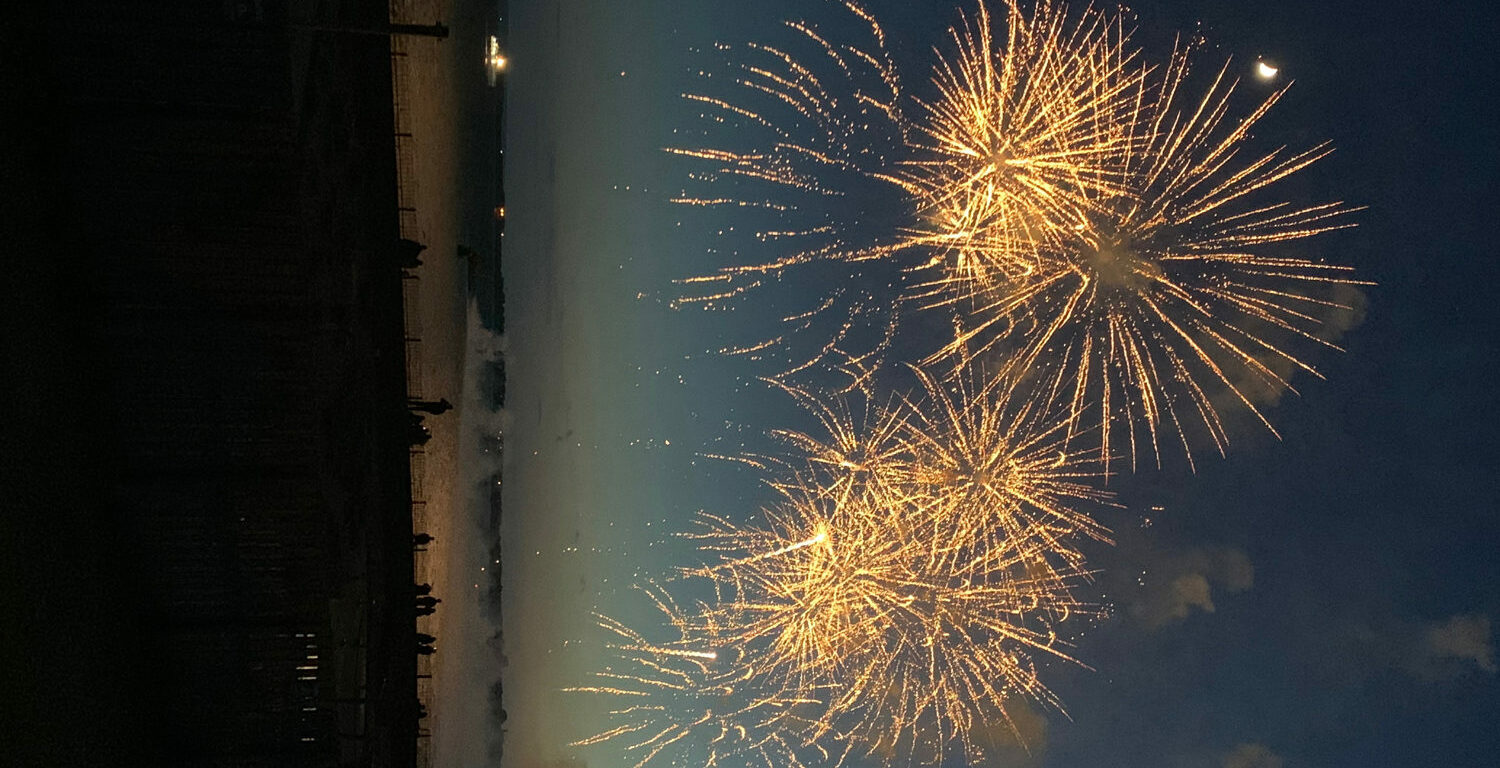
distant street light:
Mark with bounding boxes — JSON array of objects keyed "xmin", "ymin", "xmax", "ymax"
[{"xmin": 487, "ymin": 35, "xmax": 508, "ymax": 85}]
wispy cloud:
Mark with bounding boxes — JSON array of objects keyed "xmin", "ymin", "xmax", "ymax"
[
  {"xmin": 969, "ymin": 698, "xmax": 1048, "ymax": 767},
  {"xmin": 1416, "ymin": 613, "xmax": 1496, "ymax": 677},
  {"xmin": 1314, "ymin": 610, "xmax": 1497, "ymax": 684},
  {"xmin": 1221, "ymin": 742, "xmax": 1285, "ymax": 768},
  {"xmin": 1129, "ymin": 547, "xmax": 1255, "ymax": 629}
]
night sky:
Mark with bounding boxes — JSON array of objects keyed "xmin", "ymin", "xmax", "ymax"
[{"xmin": 500, "ymin": 1, "xmax": 1500, "ymax": 766}]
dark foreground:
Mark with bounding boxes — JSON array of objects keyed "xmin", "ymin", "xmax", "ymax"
[{"xmin": 2, "ymin": 2, "xmax": 429, "ymax": 765}]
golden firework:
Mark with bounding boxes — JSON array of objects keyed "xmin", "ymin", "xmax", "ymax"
[
  {"xmin": 897, "ymin": 0, "xmax": 1143, "ymax": 289},
  {"xmin": 764, "ymin": 366, "xmax": 1113, "ymax": 546},
  {"xmin": 894, "ymin": 365, "xmax": 1114, "ymax": 551},
  {"xmin": 931, "ymin": 43, "xmax": 1366, "ymax": 470},
  {"xmin": 682, "ymin": 473, "xmax": 1101, "ymax": 766},
  {"xmin": 566, "ymin": 593, "xmax": 829, "ymax": 768},
  {"xmin": 676, "ymin": 366, "xmax": 1111, "ymax": 763}
]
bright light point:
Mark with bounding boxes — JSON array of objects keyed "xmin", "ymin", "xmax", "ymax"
[
  {"xmin": 1256, "ymin": 60, "xmax": 1279, "ymax": 79},
  {"xmin": 486, "ymin": 36, "xmax": 508, "ymax": 75}
]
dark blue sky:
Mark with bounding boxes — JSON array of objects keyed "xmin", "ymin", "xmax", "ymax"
[{"xmin": 502, "ymin": 1, "xmax": 1499, "ymax": 766}]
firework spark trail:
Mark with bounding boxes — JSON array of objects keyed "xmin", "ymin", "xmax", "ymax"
[
  {"xmin": 566, "ymin": 596, "xmax": 830, "ymax": 768},
  {"xmin": 757, "ymin": 379, "xmax": 916, "ymax": 504},
  {"xmin": 928, "ymin": 40, "xmax": 1367, "ymax": 471},
  {"xmin": 670, "ymin": 0, "xmax": 916, "ymax": 389}
]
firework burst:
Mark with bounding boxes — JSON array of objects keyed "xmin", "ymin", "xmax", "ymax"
[
  {"xmin": 674, "ymin": 0, "xmax": 1362, "ymax": 456},
  {"xmin": 675, "ymin": 366, "xmax": 1112, "ymax": 763},
  {"xmin": 572, "ymin": 380, "xmax": 1111, "ymax": 766},
  {"xmin": 931, "ymin": 42, "xmax": 1366, "ymax": 470},
  {"xmin": 682, "ymin": 474, "xmax": 1101, "ymax": 766},
  {"xmin": 896, "ymin": 0, "xmax": 1144, "ymax": 289}
]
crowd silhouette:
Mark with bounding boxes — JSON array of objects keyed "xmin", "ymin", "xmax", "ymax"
[{"xmin": 405, "ymin": 389, "xmax": 457, "ymax": 727}]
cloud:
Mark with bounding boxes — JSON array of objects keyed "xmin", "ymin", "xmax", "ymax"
[
  {"xmin": 865, "ymin": 697, "xmax": 1047, "ymax": 766},
  {"xmin": 1306, "ymin": 610, "xmax": 1498, "ymax": 687},
  {"xmin": 1417, "ymin": 613, "xmax": 1496, "ymax": 676},
  {"xmin": 1130, "ymin": 547, "xmax": 1254, "ymax": 628},
  {"xmin": 1221, "ymin": 742, "xmax": 1285, "ymax": 768},
  {"xmin": 969, "ymin": 699, "xmax": 1049, "ymax": 767}
]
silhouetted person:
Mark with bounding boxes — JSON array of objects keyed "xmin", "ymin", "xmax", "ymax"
[
  {"xmin": 408, "ymin": 398, "xmax": 454, "ymax": 416},
  {"xmin": 417, "ymin": 644, "xmax": 436, "ymax": 656},
  {"xmin": 414, "ymin": 582, "xmax": 433, "ymax": 595},
  {"xmin": 416, "ymin": 596, "xmax": 441, "ymax": 609},
  {"xmin": 416, "ymin": 604, "xmax": 437, "ymax": 617},
  {"xmin": 413, "ymin": 532, "xmax": 435, "ymax": 546},
  {"xmin": 398, "ymin": 238, "xmax": 426, "ymax": 268},
  {"xmin": 408, "ymin": 423, "xmax": 431, "ymax": 446}
]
